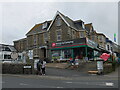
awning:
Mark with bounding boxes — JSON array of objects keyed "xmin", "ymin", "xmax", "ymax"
[{"xmin": 50, "ymin": 44, "xmax": 94, "ymax": 50}]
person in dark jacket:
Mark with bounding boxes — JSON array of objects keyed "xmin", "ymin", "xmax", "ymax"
[{"xmin": 37, "ymin": 60, "xmax": 42, "ymax": 75}]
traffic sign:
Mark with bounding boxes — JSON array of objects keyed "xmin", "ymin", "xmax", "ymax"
[{"xmin": 11, "ymin": 52, "xmax": 18, "ymax": 60}]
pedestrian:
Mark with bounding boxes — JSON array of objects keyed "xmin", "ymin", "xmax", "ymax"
[
  {"xmin": 36, "ymin": 59, "xmax": 42, "ymax": 75},
  {"xmin": 69, "ymin": 57, "xmax": 73, "ymax": 64},
  {"xmin": 69, "ymin": 57, "xmax": 74, "ymax": 65},
  {"xmin": 41, "ymin": 58, "xmax": 47, "ymax": 75},
  {"xmin": 75, "ymin": 56, "xmax": 79, "ymax": 67}
]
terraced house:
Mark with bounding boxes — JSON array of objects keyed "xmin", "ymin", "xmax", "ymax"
[{"xmin": 14, "ymin": 11, "xmax": 118, "ymax": 63}]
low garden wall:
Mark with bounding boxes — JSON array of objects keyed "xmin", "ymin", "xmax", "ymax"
[{"xmin": 2, "ymin": 63, "xmax": 32, "ymax": 74}]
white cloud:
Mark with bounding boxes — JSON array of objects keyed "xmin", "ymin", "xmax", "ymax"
[{"xmin": 1, "ymin": 2, "xmax": 118, "ymax": 45}]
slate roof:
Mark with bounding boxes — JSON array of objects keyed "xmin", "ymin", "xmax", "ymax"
[
  {"xmin": 26, "ymin": 20, "xmax": 52, "ymax": 36},
  {"xmin": 26, "ymin": 11, "xmax": 88, "ymax": 36},
  {"xmin": 0, "ymin": 44, "xmax": 17, "ymax": 52},
  {"xmin": 58, "ymin": 11, "xmax": 84, "ymax": 30},
  {"xmin": 84, "ymin": 23, "xmax": 93, "ymax": 31},
  {"xmin": 14, "ymin": 38, "xmax": 26, "ymax": 42},
  {"xmin": 97, "ymin": 33, "xmax": 106, "ymax": 37}
]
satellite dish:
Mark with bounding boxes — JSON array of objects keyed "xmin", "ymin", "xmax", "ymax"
[{"xmin": 11, "ymin": 52, "xmax": 18, "ymax": 60}]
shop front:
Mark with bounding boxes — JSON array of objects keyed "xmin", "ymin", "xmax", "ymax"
[{"xmin": 49, "ymin": 38, "xmax": 99, "ymax": 61}]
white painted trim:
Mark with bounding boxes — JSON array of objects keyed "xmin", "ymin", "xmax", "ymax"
[
  {"xmin": 26, "ymin": 11, "xmax": 81, "ymax": 37},
  {"xmin": 47, "ymin": 11, "xmax": 78, "ymax": 31}
]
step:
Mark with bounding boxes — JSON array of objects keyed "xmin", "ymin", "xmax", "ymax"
[{"xmin": 88, "ymin": 70, "xmax": 98, "ymax": 74}]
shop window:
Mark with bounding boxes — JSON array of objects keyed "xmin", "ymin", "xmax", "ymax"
[
  {"xmin": 52, "ymin": 50, "xmax": 61, "ymax": 60},
  {"xmin": 56, "ymin": 17, "xmax": 61, "ymax": 26},
  {"xmin": 51, "ymin": 49, "xmax": 72, "ymax": 60},
  {"xmin": 62, "ymin": 49, "xmax": 72, "ymax": 59}
]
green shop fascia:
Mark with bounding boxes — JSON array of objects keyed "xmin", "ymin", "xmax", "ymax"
[{"xmin": 49, "ymin": 38, "xmax": 99, "ymax": 61}]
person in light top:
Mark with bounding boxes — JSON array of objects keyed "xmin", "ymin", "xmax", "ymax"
[{"xmin": 41, "ymin": 58, "xmax": 47, "ymax": 75}]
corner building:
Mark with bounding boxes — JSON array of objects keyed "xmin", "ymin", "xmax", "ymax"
[{"xmin": 14, "ymin": 11, "xmax": 111, "ymax": 63}]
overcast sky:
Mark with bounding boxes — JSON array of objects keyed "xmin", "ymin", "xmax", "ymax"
[{"xmin": 0, "ymin": 1, "xmax": 118, "ymax": 45}]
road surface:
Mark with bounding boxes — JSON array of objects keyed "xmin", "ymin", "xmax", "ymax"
[{"xmin": 2, "ymin": 67, "xmax": 119, "ymax": 88}]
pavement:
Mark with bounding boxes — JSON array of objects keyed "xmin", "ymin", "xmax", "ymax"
[{"xmin": 46, "ymin": 63, "xmax": 68, "ymax": 69}]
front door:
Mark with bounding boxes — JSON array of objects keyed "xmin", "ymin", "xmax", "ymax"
[{"xmin": 41, "ymin": 48, "xmax": 46, "ymax": 58}]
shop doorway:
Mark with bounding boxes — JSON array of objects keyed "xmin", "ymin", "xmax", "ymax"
[
  {"xmin": 74, "ymin": 48, "xmax": 84, "ymax": 59},
  {"xmin": 41, "ymin": 48, "xmax": 47, "ymax": 58}
]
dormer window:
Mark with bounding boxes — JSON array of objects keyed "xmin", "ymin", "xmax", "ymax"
[
  {"xmin": 56, "ymin": 17, "xmax": 61, "ymax": 26},
  {"xmin": 42, "ymin": 22, "xmax": 48, "ymax": 29},
  {"xmin": 82, "ymin": 22, "xmax": 85, "ymax": 29}
]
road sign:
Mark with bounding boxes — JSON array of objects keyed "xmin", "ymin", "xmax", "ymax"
[
  {"xmin": 11, "ymin": 52, "xmax": 18, "ymax": 60},
  {"xmin": 23, "ymin": 66, "xmax": 32, "ymax": 69}
]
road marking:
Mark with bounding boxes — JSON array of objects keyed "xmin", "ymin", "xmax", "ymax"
[
  {"xmin": 56, "ymin": 87, "xmax": 63, "ymax": 88},
  {"xmin": 19, "ymin": 83, "xmax": 28, "ymax": 86},
  {"xmin": 105, "ymin": 82, "xmax": 114, "ymax": 86},
  {"xmin": 90, "ymin": 74, "xmax": 97, "ymax": 76},
  {"xmin": 73, "ymin": 75, "xmax": 79, "ymax": 76},
  {"xmin": 65, "ymin": 81, "xmax": 114, "ymax": 87},
  {"xmin": 66, "ymin": 82, "xmax": 73, "ymax": 83}
]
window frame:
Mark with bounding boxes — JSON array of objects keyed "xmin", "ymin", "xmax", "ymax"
[
  {"xmin": 43, "ymin": 33, "xmax": 48, "ymax": 43},
  {"xmin": 56, "ymin": 17, "xmax": 62, "ymax": 26},
  {"xmin": 33, "ymin": 35, "xmax": 37, "ymax": 45},
  {"xmin": 42, "ymin": 22, "xmax": 48, "ymax": 29},
  {"xmin": 56, "ymin": 29, "xmax": 62, "ymax": 41},
  {"xmin": 80, "ymin": 32, "xmax": 84, "ymax": 38}
]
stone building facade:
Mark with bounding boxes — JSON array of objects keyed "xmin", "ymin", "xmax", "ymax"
[{"xmin": 13, "ymin": 11, "xmax": 120, "ymax": 63}]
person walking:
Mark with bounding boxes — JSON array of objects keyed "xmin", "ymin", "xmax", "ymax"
[
  {"xmin": 75, "ymin": 55, "xmax": 79, "ymax": 68},
  {"xmin": 36, "ymin": 59, "xmax": 42, "ymax": 75},
  {"xmin": 41, "ymin": 58, "xmax": 47, "ymax": 75}
]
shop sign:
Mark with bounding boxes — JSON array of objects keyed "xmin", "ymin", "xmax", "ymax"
[
  {"xmin": 56, "ymin": 41, "xmax": 74, "ymax": 46},
  {"xmin": 52, "ymin": 43, "xmax": 56, "ymax": 47},
  {"xmin": 97, "ymin": 61, "xmax": 103, "ymax": 70},
  {"xmin": 11, "ymin": 52, "xmax": 18, "ymax": 60},
  {"xmin": 51, "ymin": 38, "xmax": 86, "ymax": 47},
  {"xmin": 23, "ymin": 66, "xmax": 32, "ymax": 69},
  {"xmin": 52, "ymin": 41, "xmax": 74, "ymax": 47},
  {"xmin": 86, "ymin": 38, "xmax": 98, "ymax": 48}
]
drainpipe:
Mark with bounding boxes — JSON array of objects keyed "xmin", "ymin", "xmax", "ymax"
[
  {"xmin": 85, "ymin": 46, "xmax": 88, "ymax": 58},
  {"xmin": 72, "ymin": 49, "xmax": 74, "ymax": 59}
]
